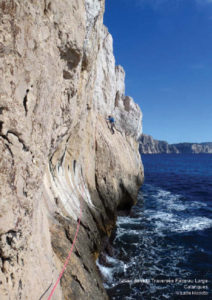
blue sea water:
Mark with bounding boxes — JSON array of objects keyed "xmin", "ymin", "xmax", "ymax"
[{"xmin": 99, "ymin": 154, "xmax": 212, "ymax": 299}]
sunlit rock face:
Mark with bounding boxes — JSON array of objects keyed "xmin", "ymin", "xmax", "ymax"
[{"xmin": 0, "ymin": 1, "xmax": 143, "ymax": 299}]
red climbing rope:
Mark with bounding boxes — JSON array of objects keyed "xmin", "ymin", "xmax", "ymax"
[{"xmin": 47, "ymin": 203, "xmax": 82, "ymax": 300}]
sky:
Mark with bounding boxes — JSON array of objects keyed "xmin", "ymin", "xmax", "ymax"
[{"xmin": 104, "ymin": 0, "xmax": 212, "ymax": 143}]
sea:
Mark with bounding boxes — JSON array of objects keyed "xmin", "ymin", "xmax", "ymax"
[{"xmin": 97, "ymin": 154, "xmax": 212, "ymax": 300}]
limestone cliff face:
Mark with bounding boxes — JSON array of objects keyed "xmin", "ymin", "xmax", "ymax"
[
  {"xmin": 139, "ymin": 134, "xmax": 178, "ymax": 154},
  {"xmin": 140, "ymin": 134, "xmax": 212, "ymax": 154},
  {"xmin": 0, "ymin": 1, "xmax": 143, "ymax": 299},
  {"xmin": 171, "ymin": 142, "xmax": 212, "ymax": 153}
]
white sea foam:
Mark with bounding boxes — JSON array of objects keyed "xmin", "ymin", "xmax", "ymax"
[
  {"xmin": 96, "ymin": 259, "xmax": 114, "ymax": 283},
  {"xmin": 148, "ymin": 210, "xmax": 212, "ymax": 233},
  {"xmin": 153, "ymin": 189, "xmax": 187, "ymax": 211},
  {"xmin": 147, "ymin": 211, "xmax": 175, "ymax": 222},
  {"xmin": 173, "ymin": 216, "xmax": 212, "ymax": 233},
  {"xmin": 96, "ymin": 255, "xmax": 127, "ymax": 287},
  {"xmin": 117, "ymin": 216, "xmax": 141, "ymax": 225},
  {"xmin": 151, "ymin": 187, "xmax": 207, "ymax": 213},
  {"xmin": 105, "ymin": 255, "xmax": 124, "ymax": 268}
]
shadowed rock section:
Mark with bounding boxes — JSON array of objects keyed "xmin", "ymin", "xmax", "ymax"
[{"xmin": 0, "ymin": 1, "xmax": 143, "ymax": 299}]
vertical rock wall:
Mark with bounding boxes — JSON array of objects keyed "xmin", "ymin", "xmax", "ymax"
[{"xmin": 0, "ymin": 1, "xmax": 143, "ymax": 299}]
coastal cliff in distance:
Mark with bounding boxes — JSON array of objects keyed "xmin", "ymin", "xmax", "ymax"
[
  {"xmin": 140, "ymin": 134, "xmax": 212, "ymax": 154},
  {"xmin": 0, "ymin": 1, "xmax": 143, "ymax": 299}
]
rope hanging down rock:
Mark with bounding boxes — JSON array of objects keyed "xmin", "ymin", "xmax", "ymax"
[
  {"xmin": 47, "ymin": 175, "xmax": 84, "ymax": 300},
  {"xmin": 47, "ymin": 205, "xmax": 82, "ymax": 299}
]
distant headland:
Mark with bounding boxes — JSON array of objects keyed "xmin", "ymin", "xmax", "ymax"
[{"xmin": 139, "ymin": 134, "xmax": 212, "ymax": 154}]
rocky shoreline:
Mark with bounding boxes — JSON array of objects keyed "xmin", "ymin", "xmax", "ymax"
[
  {"xmin": 0, "ymin": 1, "xmax": 143, "ymax": 299},
  {"xmin": 140, "ymin": 134, "xmax": 212, "ymax": 154}
]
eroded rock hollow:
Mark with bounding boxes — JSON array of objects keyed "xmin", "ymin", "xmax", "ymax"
[{"xmin": 0, "ymin": 1, "xmax": 143, "ymax": 299}]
